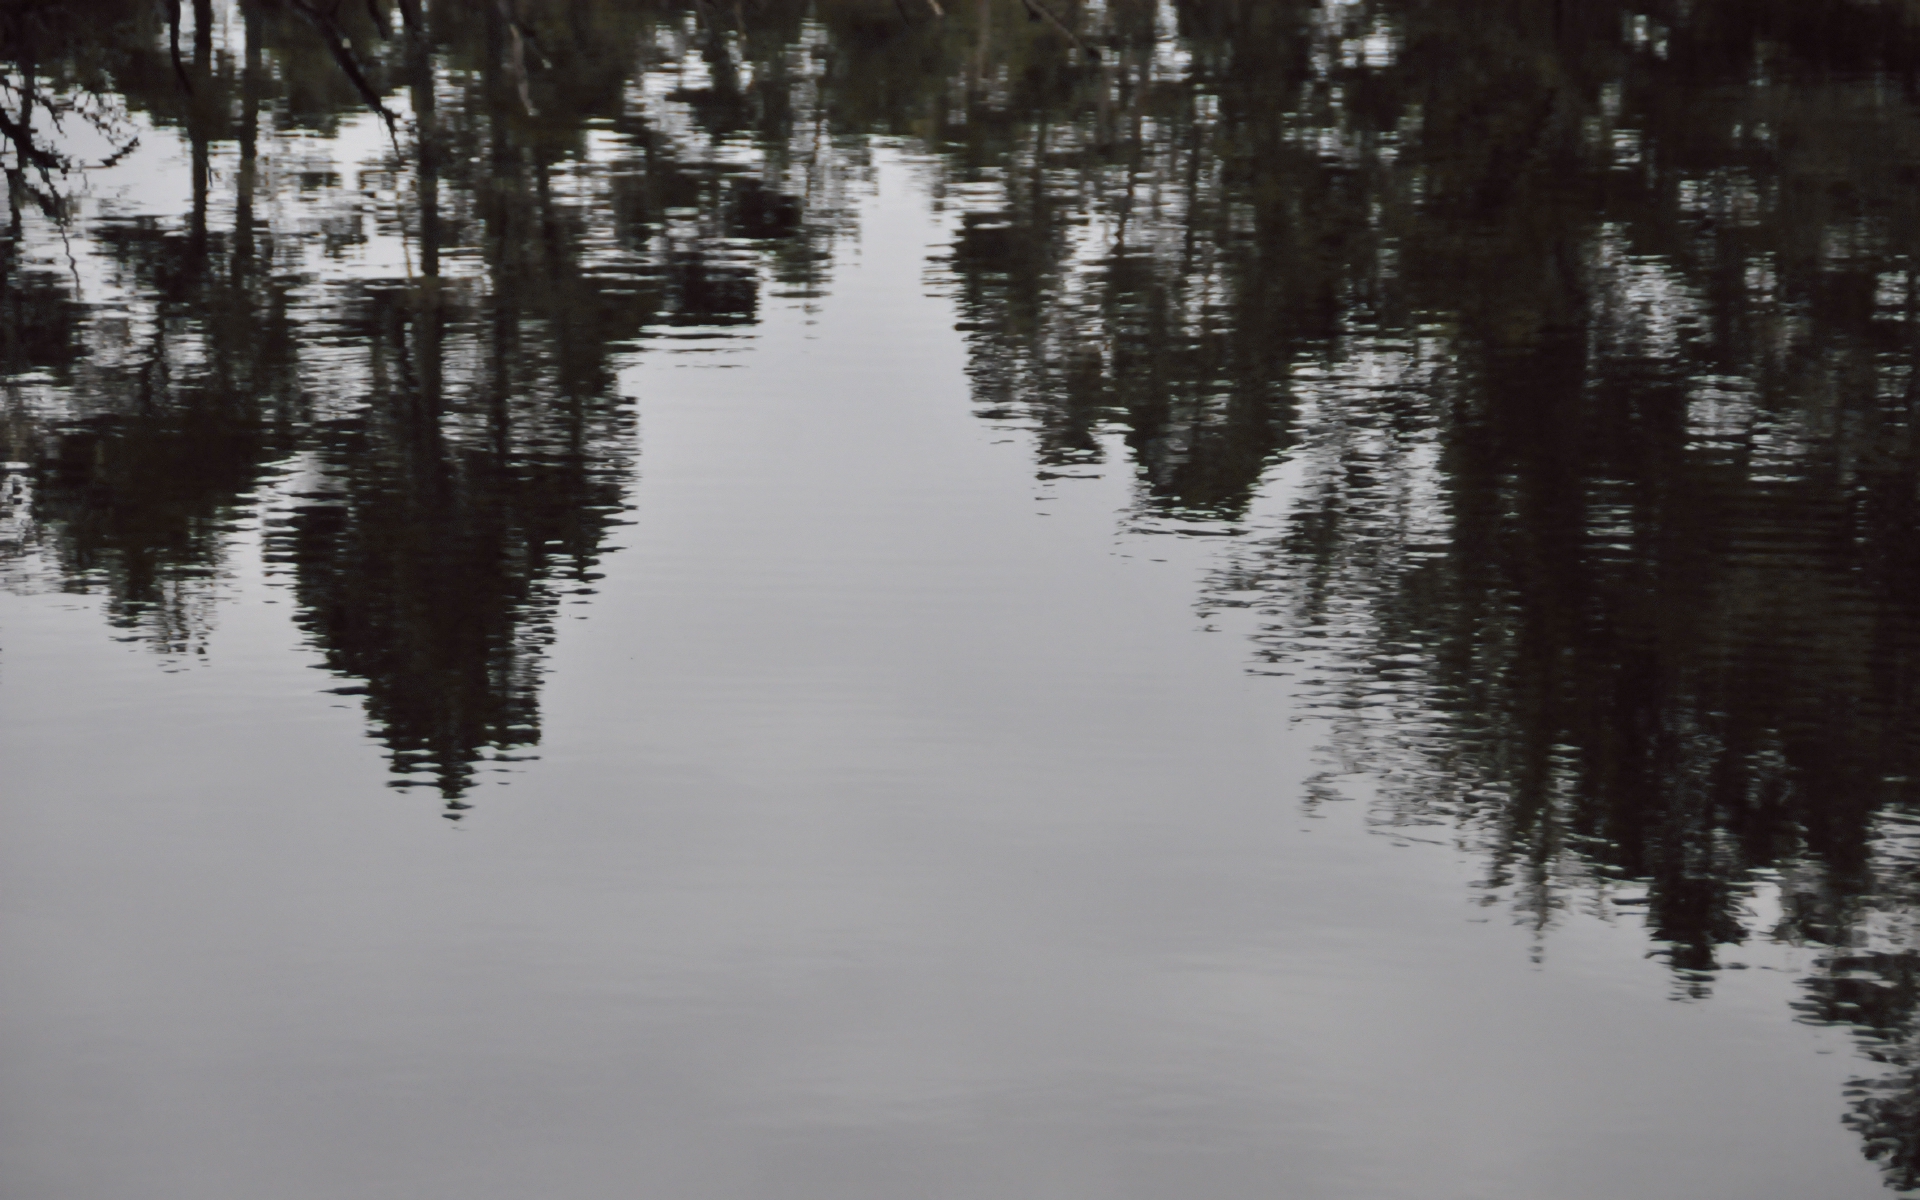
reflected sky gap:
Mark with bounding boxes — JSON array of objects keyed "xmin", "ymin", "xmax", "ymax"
[{"xmin": 8, "ymin": 0, "xmax": 1920, "ymax": 1192}]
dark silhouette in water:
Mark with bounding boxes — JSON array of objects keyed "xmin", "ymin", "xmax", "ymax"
[
  {"xmin": 0, "ymin": 0, "xmax": 811, "ymax": 807},
  {"xmin": 798, "ymin": 0, "xmax": 1920, "ymax": 1185}
]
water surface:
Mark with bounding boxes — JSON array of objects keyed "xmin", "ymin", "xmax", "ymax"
[{"xmin": 5, "ymin": 3, "xmax": 1920, "ymax": 1197}]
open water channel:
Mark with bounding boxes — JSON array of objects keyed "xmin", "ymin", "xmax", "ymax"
[{"xmin": 5, "ymin": 3, "xmax": 1920, "ymax": 1197}]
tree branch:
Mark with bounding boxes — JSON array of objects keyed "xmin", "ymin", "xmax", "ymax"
[
  {"xmin": 1020, "ymin": 0, "xmax": 1096, "ymax": 61},
  {"xmin": 282, "ymin": 0, "xmax": 401, "ymax": 131}
]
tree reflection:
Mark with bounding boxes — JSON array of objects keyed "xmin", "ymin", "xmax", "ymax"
[
  {"xmin": 0, "ymin": 0, "xmax": 822, "ymax": 809},
  {"xmin": 11, "ymin": 0, "xmax": 1920, "ymax": 1184},
  {"xmin": 786, "ymin": 0, "xmax": 1920, "ymax": 1187}
]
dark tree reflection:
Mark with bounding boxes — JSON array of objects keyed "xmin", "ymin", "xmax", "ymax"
[
  {"xmin": 11, "ymin": 0, "xmax": 1920, "ymax": 1184},
  {"xmin": 0, "ymin": 0, "xmax": 824, "ymax": 808},
  {"xmin": 741, "ymin": 1, "xmax": 1920, "ymax": 1188}
]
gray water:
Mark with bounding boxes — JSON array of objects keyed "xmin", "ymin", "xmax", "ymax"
[{"xmin": 5, "ymin": 4, "xmax": 1920, "ymax": 1198}]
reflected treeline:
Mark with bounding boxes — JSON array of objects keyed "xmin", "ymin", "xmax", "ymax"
[
  {"xmin": 0, "ymin": 0, "xmax": 852, "ymax": 807},
  {"xmin": 861, "ymin": 1, "xmax": 1920, "ymax": 1190},
  {"xmin": 625, "ymin": 1, "xmax": 1920, "ymax": 1190}
]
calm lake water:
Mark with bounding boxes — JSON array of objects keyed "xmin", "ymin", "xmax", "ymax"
[{"xmin": 6, "ymin": 3, "xmax": 1920, "ymax": 1197}]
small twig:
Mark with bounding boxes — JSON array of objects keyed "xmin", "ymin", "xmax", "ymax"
[
  {"xmin": 166, "ymin": 0, "xmax": 194, "ymax": 94},
  {"xmin": 496, "ymin": 0, "xmax": 537, "ymax": 117},
  {"xmin": 96, "ymin": 136, "xmax": 142, "ymax": 170},
  {"xmin": 1019, "ymin": 0, "xmax": 1096, "ymax": 61},
  {"xmin": 513, "ymin": 19, "xmax": 550, "ymax": 70},
  {"xmin": 0, "ymin": 108, "xmax": 65, "ymax": 173},
  {"xmin": 282, "ymin": 0, "xmax": 402, "ymax": 135}
]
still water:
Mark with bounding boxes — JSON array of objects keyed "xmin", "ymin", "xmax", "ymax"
[{"xmin": 5, "ymin": 3, "xmax": 1920, "ymax": 1197}]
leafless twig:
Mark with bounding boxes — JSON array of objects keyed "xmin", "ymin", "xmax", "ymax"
[
  {"xmin": 1020, "ymin": 0, "xmax": 1096, "ymax": 61},
  {"xmin": 282, "ymin": 0, "xmax": 402, "ymax": 135}
]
